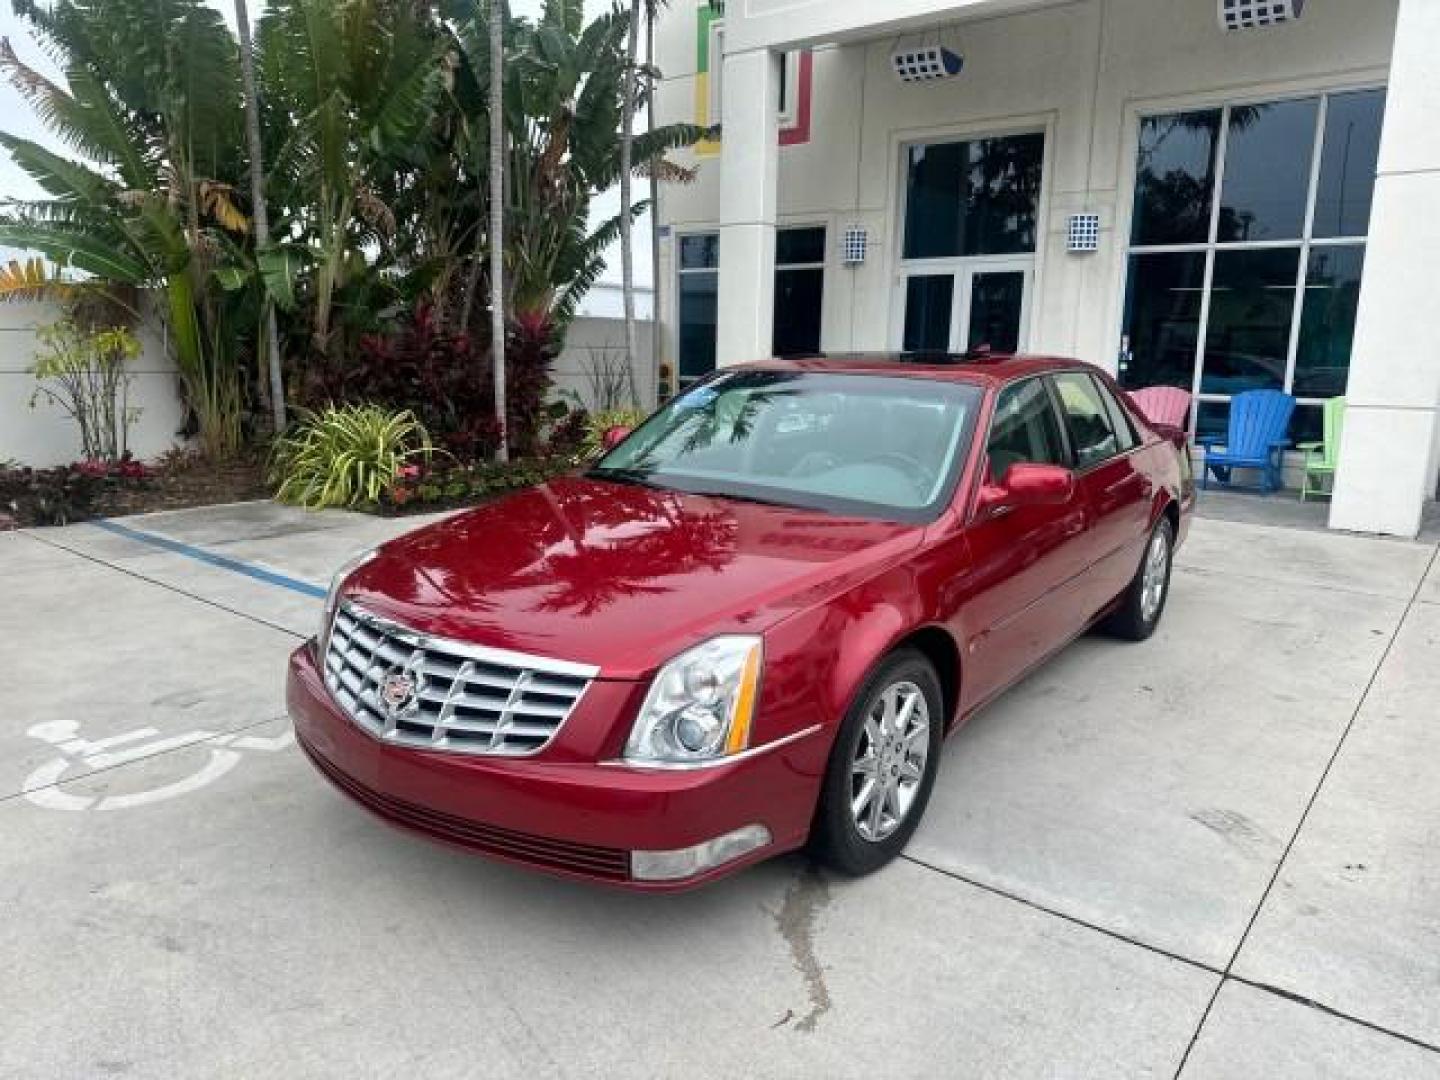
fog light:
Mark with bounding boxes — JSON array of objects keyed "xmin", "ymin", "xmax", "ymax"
[{"xmin": 631, "ymin": 825, "xmax": 772, "ymax": 882}]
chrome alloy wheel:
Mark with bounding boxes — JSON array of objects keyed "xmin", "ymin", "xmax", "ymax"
[
  {"xmin": 1140, "ymin": 526, "xmax": 1170, "ymax": 624},
  {"xmin": 850, "ymin": 680, "xmax": 931, "ymax": 843}
]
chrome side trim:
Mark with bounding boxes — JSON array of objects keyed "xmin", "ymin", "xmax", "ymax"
[{"xmin": 602, "ymin": 724, "xmax": 824, "ymax": 772}]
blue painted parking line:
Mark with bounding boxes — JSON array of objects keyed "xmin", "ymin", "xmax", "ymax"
[{"xmin": 91, "ymin": 519, "xmax": 328, "ymax": 599}]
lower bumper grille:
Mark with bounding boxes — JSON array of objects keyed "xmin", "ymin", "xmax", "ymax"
[{"xmin": 300, "ymin": 736, "xmax": 631, "ymax": 882}]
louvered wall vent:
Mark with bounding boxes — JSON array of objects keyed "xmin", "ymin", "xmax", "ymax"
[{"xmin": 1219, "ymin": 0, "xmax": 1305, "ymax": 31}]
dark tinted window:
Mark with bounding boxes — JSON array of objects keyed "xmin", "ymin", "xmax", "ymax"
[
  {"xmin": 903, "ymin": 133, "xmax": 1045, "ymax": 259},
  {"xmin": 1120, "ymin": 252, "xmax": 1205, "ymax": 390},
  {"xmin": 1131, "ymin": 110, "xmax": 1221, "ymax": 245},
  {"xmin": 903, "ymin": 275, "xmax": 954, "ymax": 352},
  {"xmin": 1217, "ymin": 98, "xmax": 1319, "ymax": 242},
  {"xmin": 1201, "ymin": 248, "xmax": 1299, "ymax": 395},
  {"xmin": 1294, "ymin": 245, "xmax": 1365, "ymax": 397},
  {"xmin": 773, "ymin": 266, "xmax": 823, "ymax": 357},
  {"xmin": 1052, "ymin": 373, "xmax": 1120, "ymax": 468},
  {"xmin": 1314, "ymin": 89, "xmax": 1385, "ymax": 238},
  {"xmin": 967, "ymin": 271, "xmax": 1024, "ymax": 353},
  {"xmin": 679, "ymin": 233, "xmax": 719, "ymax": 270},
  {"xmin": 777, "ymin": 226, "xmax": 826, "ymax": 265},
  {"xmin": 987, "ymin": 379, "xmax": 1068, "ymax": 481},
  {"xmin": 679, "ymin": 279, "xmax": 718, "ymax": 381}
]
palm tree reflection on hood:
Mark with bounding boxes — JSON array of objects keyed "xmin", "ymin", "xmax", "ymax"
[{"xmin": 515, "ymin": 486, "xmax": 738, "ymax": 616}]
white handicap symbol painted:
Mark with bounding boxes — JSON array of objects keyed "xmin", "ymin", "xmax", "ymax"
[{"xmin": 22, "ymin": 719, "xmax": 293, "ymax": 811}]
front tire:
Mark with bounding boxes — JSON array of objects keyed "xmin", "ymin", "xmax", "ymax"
[
  {"xmin": 809, "ymin": 650, "xmax": 944, "ymax": 877},
  {"xmin": 1103, "ymin": 516, "xmax": 1174, "ymax": 641}
]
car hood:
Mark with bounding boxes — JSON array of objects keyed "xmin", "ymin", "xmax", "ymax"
[{"xmin": 345, "ymin": 474, "xmax": 923, "ymax": 678}]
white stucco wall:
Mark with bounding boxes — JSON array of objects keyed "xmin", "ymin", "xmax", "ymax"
[
  {"xmin": 0, "ymin": 302, "xmax": 188, "ymax": 468},
  {"xmin": 553, "ymin": 314, "xmax": 658, "ymax": 412},
  {"xmin": 654, "ymin": 0, "xmax": 1398, "ymax": 375}
]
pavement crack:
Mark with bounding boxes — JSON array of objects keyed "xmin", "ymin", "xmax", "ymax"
[
  {"xmin": 771, "ymin": 864, "xmax": 833, "ymax": 1034},
  {"xmin": 1173, "ymin": 541, "xmax": 1440, "ymax": 1077}
]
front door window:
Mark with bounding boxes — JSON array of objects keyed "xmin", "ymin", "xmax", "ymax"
[
  {"xmin": 966, "ymin": 269, "xmax": 1026, "ymax": 353},
  {"xmin": 900, "ymin": 263, "xmax": 1032, "ymax": 354},
  {"xmin": 773, "ymin": 226, "xmax": 826, "ymax": 357}
]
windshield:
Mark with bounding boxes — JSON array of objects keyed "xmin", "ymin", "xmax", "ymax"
[{"xmin": 592, "ymin": 370, "xmax": 982, "ymax": 521}]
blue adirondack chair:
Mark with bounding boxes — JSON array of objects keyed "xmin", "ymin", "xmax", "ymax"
[{"xmin": 1198, "ymin": 390, "xmax": 1297, "ymax": 493}]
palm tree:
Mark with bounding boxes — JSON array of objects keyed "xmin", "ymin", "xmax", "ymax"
[
  {"xmin": 233, "ymin": 0, "xmax": 284, "ymax": 433},
  {"xmin": 0, "ymin": 0, "xmax": 251, "ymax": 456},
  {"xmin": 489, "ymin": 0, "xmax": 509, "ymax": 463},
  {"xmin": 644, "ymin": 0, "xmax": 668, "ymax": 396},
  {"xmin": 257, "ymin": 0, "xmax": 442, "ymax": 360},
  {"xmin": 619, "ymin": 1, "xmax": 643, "ymax": 382}
]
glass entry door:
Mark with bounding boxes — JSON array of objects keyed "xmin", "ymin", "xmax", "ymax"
[{"xmin": 899, "ymin": 261, "xmax": 1032, "ymax": 354}]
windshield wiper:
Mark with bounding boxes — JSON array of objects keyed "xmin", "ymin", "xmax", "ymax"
[
  {"xmin": 682, "ymin": 486, "xmax": 799, "ymax": 509},
  {"xmin": 586, "ymin": 466, "xmax": 668, "ymax": 491}
]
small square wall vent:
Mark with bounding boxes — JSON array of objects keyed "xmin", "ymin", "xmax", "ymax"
[
  {"xmin": 891, "ymin": 46, "xmax": 964, "ymax": 84},
  {"xmin": 1067, "ymin": 213, "xmax": 1101, "ymax": 253},
  {"xmin": 841, "ymin": 227, "xmax": 868, "ymax": 265},
  {"xmin": 1219, "ymin": 0, "xmax": 1305, "ymax": 31}
]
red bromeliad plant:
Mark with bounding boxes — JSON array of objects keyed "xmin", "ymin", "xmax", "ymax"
[{"xmin": 297, "ymin": 303, "xmax": 563, "ymax": 462}]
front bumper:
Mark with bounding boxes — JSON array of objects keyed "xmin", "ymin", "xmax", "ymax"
[{"xmin": 287, "ymin": 644, "xmax": 823, "ymax": 890}]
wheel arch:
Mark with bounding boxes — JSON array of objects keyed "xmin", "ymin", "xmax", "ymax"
[{"xmin": 884, "ymin": 624, "xmax": 964, "ymax": 733}]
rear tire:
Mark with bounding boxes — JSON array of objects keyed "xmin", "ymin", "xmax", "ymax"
[
  {"xmin": 1103, "ymin": 516, "xmax": 1174, "ymax": 642},
  {"xmin": 809, "ymin": 650, "xmax": 944, "ymax": 877}
]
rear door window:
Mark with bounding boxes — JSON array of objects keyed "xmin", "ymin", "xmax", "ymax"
[{"xmin": 1051, "ymin": 373, "xmax": 1120, "ymax": 469}]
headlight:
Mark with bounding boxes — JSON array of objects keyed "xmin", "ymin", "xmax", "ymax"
[
  {"xmin": 317, "ymin": 548, "xmax": 378, "ymax": 654},
  {"xmin": 624, "ymin": 636, "xmax": 763, "ymax": 765}
]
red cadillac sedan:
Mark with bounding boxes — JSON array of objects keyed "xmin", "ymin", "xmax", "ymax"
[{"xmin": 288, "ymin": 355, "xmax": 1193, "ymax": 889}]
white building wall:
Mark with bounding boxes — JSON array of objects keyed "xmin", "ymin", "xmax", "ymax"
[
  {"xmin": 0, "ymin": 301, "xmax": 188, "ymax": 468},
  {"xmin": 657, "ymin": 0, "xmax": 1397, "ymax": 372},
  {"xmin": 552, "ymin": 313, "xmax": 658, "ymax": 412}
]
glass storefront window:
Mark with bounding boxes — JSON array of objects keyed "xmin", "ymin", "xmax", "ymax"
[
  {"xmin": 903, "ymin": 133, "xmax": 1044, "ymax": 259},
  {"xmin": 1217, "ymin": 98, "xmax": 1319, "ymax": 242},
  {"xmin": 1130, "ymin": 109, "xmax": 1220, "ymax": 246},
  {"xmin": 1294, "ymin": 245, "xmax": 1365, "ymax": 398},
  {"xmin": 1122, "ymin": 88, "xmax": 1384, "ymax": 430},
  {"xmin": 1314, "ymin": 89, "xmax": 1386, "ymax": 239},
  {"xmin": 1200, "ymin": 248, "xmax": 1300, "ymax": 395},
  {"xmin": 1120, "ymin": 252, "xmax": 1206, "ymax": 389}
]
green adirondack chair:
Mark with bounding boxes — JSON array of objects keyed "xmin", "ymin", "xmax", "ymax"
[{"xmin": 1298, "ymin": 397, "xmax": 1346, "ymax": 501}]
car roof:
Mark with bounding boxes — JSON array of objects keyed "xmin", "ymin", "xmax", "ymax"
[{"xmin": 731, "ymin": 353, "xmax": 1093, "ymax": 388}]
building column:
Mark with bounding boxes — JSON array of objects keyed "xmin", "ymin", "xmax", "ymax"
[
  {"xmin": 715, "ymin": 47, "xmax": 781, "ymax": 366},
  {"xmin": 1331, "ymin": 0, "xmax": 1440, "ymax": 537}
]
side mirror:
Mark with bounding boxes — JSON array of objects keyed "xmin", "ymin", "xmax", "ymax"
[
  {"xmin": 600, "ymin": 425, "xmax": 633, "ymax": 451},
  {"xmin": 975, "ymin": 462, "xmax": 1075, "ymax": 518}
]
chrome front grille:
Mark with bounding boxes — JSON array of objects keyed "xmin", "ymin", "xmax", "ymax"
[{"xmin": 323, "ymin": 603, "xmax": 596, "ymax": 756}]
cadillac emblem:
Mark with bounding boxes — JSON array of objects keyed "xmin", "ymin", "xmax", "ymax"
[{"xmin": 380, "ymin": 672, "xmax": 417, "ymax": 713}]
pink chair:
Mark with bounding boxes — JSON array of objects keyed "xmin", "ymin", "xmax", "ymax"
[{"xmin": 1129, "ymin": 386, "xmax": 1193, "ymax": 431}]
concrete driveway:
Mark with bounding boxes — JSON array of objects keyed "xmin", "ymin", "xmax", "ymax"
[{"xmin": 3, "ymin": 500, "xmax": 1439, "ymax": 1078}]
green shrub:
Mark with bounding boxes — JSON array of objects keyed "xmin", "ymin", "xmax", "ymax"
[
  {"xmin": 270, "ymin": 405, "xmax": 434, "ymax": 509},
  {"xmin": 31, "ymin": 320, "xmax": 143, "ymax": 463},
  {"xmin": 582, "ymin": 407, "xmax": 647, "ymax": 459}
]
